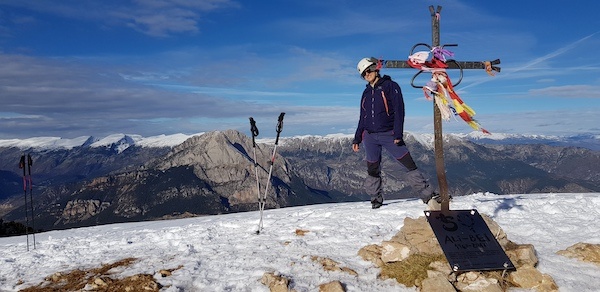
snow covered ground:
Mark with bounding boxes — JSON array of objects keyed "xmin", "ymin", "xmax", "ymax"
[{"xmin": 1, "ymin": 192, "xmax": 599, "ymax": 291}]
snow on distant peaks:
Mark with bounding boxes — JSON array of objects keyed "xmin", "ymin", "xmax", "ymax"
[
  {"xmin": 91, "ymin": 134, "xmax": 140, "ymax": 146},
  {"xmin": 89, "ymin": 133, "xmax": 206, "ymax": 152},
  {"xmin": 0, "ymin": 136, "xmax": 92, "ymax": 150},
  {"xmin": 278, "ymin": 133, "xmax": 353, "ymax": 142},
  {"xmin": 88, "ymin": 134, "xmax": 139, "ymax": 153},
  {"xmin": 0, "ymin": 133, "xmax": 205, "ymax": 151},
  {"xmin": 136, "ymin": 133, "xmax": 204, "ymax": 148},
  {"xmin": 406, "ymin": 132, "xmax": 435, "ymax": 149},
  {"xmin": 270, "ymin": 132, "xmax": 435, "ymax": 146},
  {"xmin": 461, "ymin": 131, "xmax": 559, "ymax": 141},
  {"xmin": 3, "ymin": 131, "xmax": 598, "ymax": 151}
]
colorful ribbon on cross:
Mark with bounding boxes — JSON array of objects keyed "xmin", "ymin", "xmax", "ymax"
[{"xmin": 408, "ymin": 48, "xmax": 490, "ymax": 134}]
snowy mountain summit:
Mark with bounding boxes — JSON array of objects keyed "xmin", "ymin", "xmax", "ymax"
[{"xmin": 1, "ymin": 192, "xmax": 598, "ymax": 291}]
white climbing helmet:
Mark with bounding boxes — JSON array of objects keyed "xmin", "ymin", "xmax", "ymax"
[{"xmin": 357, "ymin": 57, "xmax": 378, "ymax": 75}]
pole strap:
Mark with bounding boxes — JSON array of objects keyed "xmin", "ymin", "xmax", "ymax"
[{"xmin": 274, "ymin": 112, "xmax": 285, "ymax": 145}]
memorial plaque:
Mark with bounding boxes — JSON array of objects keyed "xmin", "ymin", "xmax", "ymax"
[{"xmin": 425, "ymin": 209, "xmax": 515, "ymax": 272}]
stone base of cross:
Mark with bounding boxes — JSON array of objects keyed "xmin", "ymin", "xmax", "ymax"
[{"xmin": 382, "ymin": 5, "xmax": 500, "ymax": 213}]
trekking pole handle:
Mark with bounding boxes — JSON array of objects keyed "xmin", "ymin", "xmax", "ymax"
[
  {"xmin": 275, "ymin": 112, "xmax": 285, "ymax": 145},
  {"xmin": 19, "ymin": 155, "xmax": 25, "ymax": 170},
  {"xmin": 27, "ymin": 154, "xmax": 33, "ymax": 174},
  {"xmin": 249, "ymin": 117, "xmax": 259, "ymax": 147},
  {"xmin": 19, "ymin": 155, "xmax": 26, "ymax": 190},
  {"xmin": 27, "ymin": 154, "xmax": 33, "ymax": 189}
]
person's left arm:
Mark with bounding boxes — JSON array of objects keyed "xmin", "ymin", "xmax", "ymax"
[{"xmin": 390, "ymin": 81, "xmax": 405, "ymax": 143}]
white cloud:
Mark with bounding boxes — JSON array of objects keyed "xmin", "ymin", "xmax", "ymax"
[
  {"xmin": 0, "ymin": 0, "xmax": 241, "ymax": 37},
  {"xmin": 529, "ymin": 85, "xmax": 600, "ymax": 98}
]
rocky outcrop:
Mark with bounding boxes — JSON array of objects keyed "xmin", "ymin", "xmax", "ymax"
[
  {"xmin": 319, "ymin": 281, "xmax": 345, "ymax": 292},
  {"xmin": 358, "ymin": 214, "xmax": 559, "ymax": 291},
  {"xmin": 61, "ymin": 199, "xmax": 110, "ymax": 222},
  {"xmin": 557, "ymin": 242, "xmax": 600, "ymax": 265},
  {"xmin": 261, "ymin": 272, "xmax": 294, "ymax": 292},
  {"xmin": 310, "ymin": 255, "xmax": 358, "ymax": 277}
]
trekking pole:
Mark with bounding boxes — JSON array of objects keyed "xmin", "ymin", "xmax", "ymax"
[
  {"xmin": 249, "ymin": 117, "xmax": 262, "ymax": 228},
  {"xmin": 19, "ymin": 155, "xmax": 30, "ymax": 251},
  {"xmin": 27, "ymin": 154, "xmax": 36, "ymax": 249},
  {"xmin": 256, "ymin": 112, "xmax": 285, "ymax": 234}
]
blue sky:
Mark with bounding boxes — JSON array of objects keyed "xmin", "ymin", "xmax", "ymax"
[{"xmin": 0, "ymin": 0, "xmax": 598, "ymax": 139}]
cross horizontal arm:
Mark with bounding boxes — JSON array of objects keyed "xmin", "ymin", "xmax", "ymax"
[{"xmin": 383, "ymin": 59, "xmax": 501, "ymax": 72}]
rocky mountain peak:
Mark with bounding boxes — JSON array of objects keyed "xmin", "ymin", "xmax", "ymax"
[
  {"xmin": 154, "ymin": 129, "xmax": 289, "ymax": 182},
  {"xmin": 145, "ymin": 129, "xmax": 293, "ymax": 210}
]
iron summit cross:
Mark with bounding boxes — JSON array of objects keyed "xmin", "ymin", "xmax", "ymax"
[{"xmin": 382, "ymin": 5, "xmax": 500, "ymax": 212}]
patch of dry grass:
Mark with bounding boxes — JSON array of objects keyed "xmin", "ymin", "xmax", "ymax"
[
  {"xmin": 380, "ymin": 254, "xmax": 512, "ymax": 290},
  {"xmin": 379, "ymin": 253, "xmax": 446, "ymax": 287},
  {"xmin": 18, "ymin": 257, "xmax": 182, "ymax": 292}
]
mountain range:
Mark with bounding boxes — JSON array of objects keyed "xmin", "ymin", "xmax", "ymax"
[{"xmin": 0, "ymin": 131, "xmax": 598, "ymax": 232}]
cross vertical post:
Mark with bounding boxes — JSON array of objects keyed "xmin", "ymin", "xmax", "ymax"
[
  {"xmin": 382, "ymin": 5, "xmax": 500, "ymax": 213},
  {"xmin": 429, "ymin": 6, "xmax": 450, "ymax": 212}
]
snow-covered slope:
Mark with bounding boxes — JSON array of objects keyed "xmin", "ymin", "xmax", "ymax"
[{"xmin": 1, "ymin": 192, "xmax": 598, "ymax": 291}]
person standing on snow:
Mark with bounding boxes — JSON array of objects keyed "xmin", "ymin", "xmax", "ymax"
[{"xmin": 352, "ymin": 57, "xmax": 439, "ymax": 209}]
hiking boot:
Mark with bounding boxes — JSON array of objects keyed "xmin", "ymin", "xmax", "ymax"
[
  {"xmin": 426, "ymin": 197, "xmax": 442, "ymax": 210},
  {"xmin": 371, "ymin": 201, "xmax": 383, "ymax": 209},
  {"xmin": 422, "ymin": 192, "xmax": 440, "ymax": 204},
  {"xmin": 422, "ymin": 192, "xmax": 453, "ymax": 203},
  {"xmin": 423, "ymin": 193, "xmax": 452, "ymax": 210}
]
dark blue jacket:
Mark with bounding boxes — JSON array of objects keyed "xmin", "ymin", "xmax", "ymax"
[{"xmin": 353, "ymin": 75, "xmax": 405, "ymax": 144}]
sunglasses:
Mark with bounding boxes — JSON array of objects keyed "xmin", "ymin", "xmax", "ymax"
[{"xmin": 361, "ymin": 68, "xmax": 375, "ymax": 78}]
